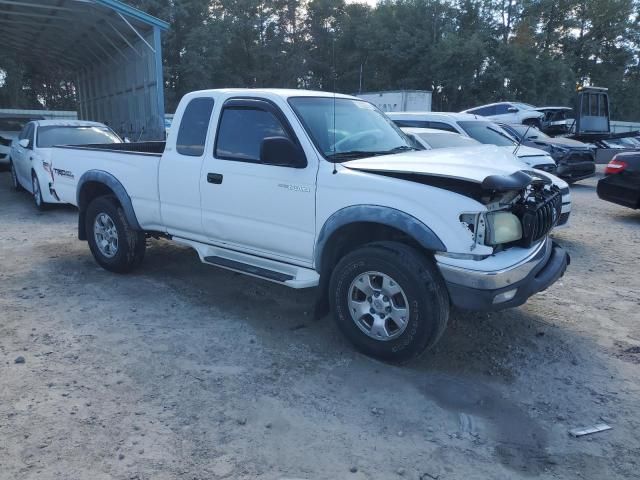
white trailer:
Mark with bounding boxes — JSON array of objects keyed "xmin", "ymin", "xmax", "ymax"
[{"xmin": 357, "ymin": 90, "xmax": 432, "ymax": 112}]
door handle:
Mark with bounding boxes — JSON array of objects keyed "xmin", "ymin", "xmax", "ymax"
[{"xmin": 207, "ymin": 173, "xmax": 223, "ymax": 184}]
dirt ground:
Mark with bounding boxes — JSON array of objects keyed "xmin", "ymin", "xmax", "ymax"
[{"xmin": 0, "ymin": 167, "xmax": 639, "ymax": 480}]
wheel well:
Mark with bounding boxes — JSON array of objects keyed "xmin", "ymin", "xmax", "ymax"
[
  {"xmin": 77, "ymin": 181, "xmax": 117, "ymax": 240},
  {"xmin": 320, "ymin": 222, "xmax": 425, "ymax": 275}
]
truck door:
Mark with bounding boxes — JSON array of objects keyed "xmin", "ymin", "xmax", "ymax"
[
  {"xmin": 158, "ymin": 96, "xmax": 215, "ymax": 239},
  {"xmin": 200, "ymin": 98, "xmax": 317, "ymax": 266}
]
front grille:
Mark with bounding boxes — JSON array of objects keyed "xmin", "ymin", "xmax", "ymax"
[{"xmin": 514, "ymin": 189, "xmax": 563, "ymax": 247}]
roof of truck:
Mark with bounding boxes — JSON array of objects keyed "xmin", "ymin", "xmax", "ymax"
[{"xmin": 185, "ymin": 88, "xmax": 358, "ymax": 100}]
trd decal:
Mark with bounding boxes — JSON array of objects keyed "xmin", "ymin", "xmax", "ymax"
[{"xmin": 53, "ymin": 168, "xmax": 74, "ymax": 179}]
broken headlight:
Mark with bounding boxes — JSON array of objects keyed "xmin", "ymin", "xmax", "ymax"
[{"xmin": 485, "ymin": 211, "xmax": 522, "ymax": 245}]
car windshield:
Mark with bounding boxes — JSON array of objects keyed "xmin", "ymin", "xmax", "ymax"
[
  {"xmin": 457, "ymin": 121, "xmax": 516, "ymax": 146},
  {"xmin": 507, "ymin": 124, "xmax": 550, "ymax": 140},
  {"xmin": 36, "ymin": 126, "xmax": 122, "ymax": 148},
  {"xmin": 415, "ymin": 132, "xmax": 480, "ymax": 149},
  {"xmin": 288, "ymin": 97, "xmax": 414, "ymax": 160}
]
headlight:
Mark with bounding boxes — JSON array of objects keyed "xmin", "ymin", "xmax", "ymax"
[{"xmin": 485, "ymin": 211, "xmax": 522, "ymax": 245}]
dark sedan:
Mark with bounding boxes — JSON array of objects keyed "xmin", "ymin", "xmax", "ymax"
[
  {"xmin": 597, "ymin": 152, "xmax": 640, "ymax": 209},
  {"xmin": 499, "ymin": 123, "xmax": 596, "ymax": 183}
]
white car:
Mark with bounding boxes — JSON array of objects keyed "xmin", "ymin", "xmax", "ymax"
[
  {"xmin": 9, "ymin": 120, "xmax": 122, "ymax": 209},
  {"xmin": 44, "ymin": 89, "xmax": 570, "ymax": 362},
  {"xmin": 0, "ymin": 116, "xmax": 43, "ymax": 167},
  {"xmin": 461, "ymin": 102, "xmax": 544, "ymax": 126},
  {"xmin": 387, "ymin": 112, "xmax": 557, "ymax": 173},
  {"xmin": 402, "ymin": 127, "xmax": 571, "ymax": 226}
]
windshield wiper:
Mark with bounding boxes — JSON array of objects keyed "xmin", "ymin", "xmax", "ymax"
[
  {"xmin": 383, "ymin": 145, "xmax": 417, "ymax": 153},
  {"xmin": 326, "ymin": 145, "xmax": 417, "ymax": 161},
  {"xmin": 326, "ymin": 150, "xmax": 384, "ymax": 161}
]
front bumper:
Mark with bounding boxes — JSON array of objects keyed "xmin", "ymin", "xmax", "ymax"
[{"xmin": 436, "ymin": 239, "xmax": 569, "ymax": 311}]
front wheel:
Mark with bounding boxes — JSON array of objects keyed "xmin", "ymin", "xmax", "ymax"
[
  {"xmin": 32, "ymin": 172, "xmax": 46, "ymax": 210},
  {"xmin": 10, "ymin": 161, "xmax": 22, "ymax": 191},
  {"xmin": 85, "ymin": 195, "xmax": 146, "ymax": 273},
  {"xmin": 329, "ymin": 242, "xmax": 450, "ymax": 363}
]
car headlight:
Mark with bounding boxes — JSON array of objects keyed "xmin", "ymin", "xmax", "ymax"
[{"xmin": 485, "ymin": 211, "xmax": 522, "ymax": 245}]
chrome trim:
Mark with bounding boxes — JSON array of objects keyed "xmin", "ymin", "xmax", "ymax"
[{"xmin": 437, "ymin": 238, "xmax": 552, "ymax": 290}]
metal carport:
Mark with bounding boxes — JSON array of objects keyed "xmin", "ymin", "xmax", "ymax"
[{"xmin": 0, "ymin": 0, "xmax": 169, "ymax": 140}]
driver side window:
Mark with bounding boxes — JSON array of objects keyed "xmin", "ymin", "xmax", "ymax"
[{"xmin": 215, "ymin": 107, "xmax": 288, "ymax": 163}]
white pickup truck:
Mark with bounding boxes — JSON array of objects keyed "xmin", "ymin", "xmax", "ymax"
[{"xmin": 48, "ymin": 89, "xmax": 569, "ymax": 362}]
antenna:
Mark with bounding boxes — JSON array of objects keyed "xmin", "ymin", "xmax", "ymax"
[
  {"xmin": 332, "ymin": 35, "xmax": 337, "ymax": 175},
  {"xmin": 513, "ymin": 124, "xmax": 533, "ymax": 157}
]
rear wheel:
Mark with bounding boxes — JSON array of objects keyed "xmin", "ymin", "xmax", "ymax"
[
  {"xmin": 32, "ymin": 172, "xmax": 46, "ymax": 210},
  {"xmin": 10, "ymin": 161, "xmax": 22, "ymax": 191},
  {"xmin": 329, "ymin": 241, "xmax": 449, "ymax": 363},
  {"xmin": 85, "ymin": 195, "xmax": 146, "ymax": 273}
]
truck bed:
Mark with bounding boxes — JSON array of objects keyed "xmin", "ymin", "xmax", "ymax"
[{"xmin": 49, "ymin": 141, "xmax": 163, "ymax": 229}]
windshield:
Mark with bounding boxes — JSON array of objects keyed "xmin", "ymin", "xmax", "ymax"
[
  {"xmin": 508, "ymin": 124, "xmax": 550, "ymax": 140},
  {"xmin": 288, "ymin": 97, "xmax": 413, "ymax": 159},
  {"xmin": 415, "ymin": 132, "xmax": 480, "ymax": 149},
  {"xmin": 36, "ymin": 126, "xmax": 122, "ymax": 148},
  {"xmin": 458, "ymin": 121, "xmax": 516, "ymax": 147}
]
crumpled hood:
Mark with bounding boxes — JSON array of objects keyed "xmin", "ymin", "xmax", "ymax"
[{"xmin": 343, "ymin": 145, "xmax": 526, "ymax": 183}]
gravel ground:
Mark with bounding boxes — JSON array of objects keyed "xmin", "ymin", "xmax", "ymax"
[{"xmin": 1, "ymin": 167, "xmax": 639, "ymax": 480}]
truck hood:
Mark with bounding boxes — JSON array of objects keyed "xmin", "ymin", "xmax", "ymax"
[{"xmin": 343, "ymin": 145, "xmax": 525, "ymax": 184}]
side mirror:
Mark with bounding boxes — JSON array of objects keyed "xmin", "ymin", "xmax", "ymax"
[
  {"xmin": 507, "ymin": 107, "xmax": 519, "ymax": 113},
  {"xmin": 18, "ymin": 138, "xmax": 30, "ymax": 148},
  {"xmin": 123, "ymin": 137, "xmax": 131, "ymax": 143},
  {"xmin": 260, "ymin": 136, "xmax": 307, "ymax": 168}
]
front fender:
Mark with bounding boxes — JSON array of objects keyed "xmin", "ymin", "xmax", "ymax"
[{"xmin": 314, "ymin": 205, "xmax": 446, "ymax": 270}]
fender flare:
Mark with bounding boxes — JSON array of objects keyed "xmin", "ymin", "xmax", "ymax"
[
  {"xmin": 314, "ymin": 205, "xmax": 447, "ymax": 270},
  {"xmin": 77, "ymin": 170, "xmax": 142, "ymax": 231}
]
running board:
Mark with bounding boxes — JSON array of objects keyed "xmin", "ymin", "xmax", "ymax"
[
  {"xmin": 172, "ymin": 236, "xmax": 320, "ymax": 289},
  {"xmin": 204, "ymin": 256, "xmax": 293, "ymax": 282}
]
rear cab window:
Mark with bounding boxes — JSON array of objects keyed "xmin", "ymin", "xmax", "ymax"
[{"xmin": 176, "ymin": 97, "xmax": 215, "ymax": 156}]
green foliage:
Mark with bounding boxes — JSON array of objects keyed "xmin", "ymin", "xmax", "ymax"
[{"xmin": 1, "ymin": 0, "xmax": 638, "ymax": 120}]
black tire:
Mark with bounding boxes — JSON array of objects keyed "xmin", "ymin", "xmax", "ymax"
[
  {"xmin": 10, "ymin": 161, "xmax": 22, "ymax": 191},
  {"xmin": 85, "ymin": 195, "xmax": 146, "ymax": 273},
  {"xmin": 31, "ymin": 171, "xmax": 46, "ymax": 211},
  {"xmin": 329, "ymin": 241, "xmax": 449, "ymax": 363}
]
